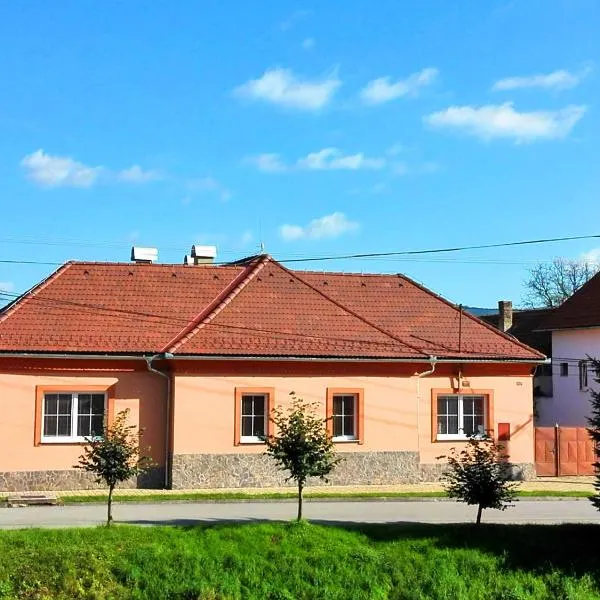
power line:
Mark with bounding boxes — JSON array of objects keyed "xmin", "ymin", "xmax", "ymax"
[
  {"xmin": 278, "ymin": 233, "xmax": 600, "ymax": 264},
  {"xmin": 0, "ymin": 288, "xmax": 541, "ymax": 359},
  {"xmin": 1, "ymin": 232, "xmax": 600, "ymax": 268}
]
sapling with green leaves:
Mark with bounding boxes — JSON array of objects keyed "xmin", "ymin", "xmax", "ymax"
[
  {"xmin": 265, "ymin": 393, "xmax": 341, "ymax": 521},
  {"xmin": 438, "ymin": 435, "xmax": 518, "ymax": 525},
  {"xmin": 76, "ymin": 409, "xmax": 153, "ymax": 526}
]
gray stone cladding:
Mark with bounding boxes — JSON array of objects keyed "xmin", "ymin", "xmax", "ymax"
[
  {"xmin": 0, "ymin": 467, "xmax": 164, "ymax": 492},
  {"xmin": 170, "ymin": 452, "xmax": 535, "ymax": 489},
  {"xmin": 0, "ymin": 458, "xmax": 535, "ymax": 492}
]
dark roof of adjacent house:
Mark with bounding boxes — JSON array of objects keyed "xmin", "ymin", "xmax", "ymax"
[
  {"xmin": 481, "ymin": 308, "xmax": 553, "ymax": 356},
  {"xmin": 0, "ymin": 256, "xmax": 544, "ymax": 361},
  {"xmin": 540, "ymin": 271, "xmax": 600, "ymax": 331}
]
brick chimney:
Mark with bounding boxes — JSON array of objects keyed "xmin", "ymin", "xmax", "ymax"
[{"xmin": 498, "ymin": 300, "xmax": 513, "ymax": 332}]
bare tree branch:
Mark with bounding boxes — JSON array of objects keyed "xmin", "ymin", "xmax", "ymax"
[{"xmin": 523, "ymin": 258, "xmax": 600, "ymax": 308}]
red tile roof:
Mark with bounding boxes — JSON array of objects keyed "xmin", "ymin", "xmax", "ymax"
[
  {"xmin": 0, "ymin": 256, "xmax": 544, "ymax": 360},
  {"xmin": 541, "ymin": 271, "xmax": 600, "ymax": 330}
]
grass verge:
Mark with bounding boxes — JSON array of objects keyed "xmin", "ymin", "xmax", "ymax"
[
  {"xmin": 0, "ymin": 521, "xmax": 599, "ymax": 599},
  {"xmin": 45, "ymin": 489, "xmax": 593, "ymax": 504}
]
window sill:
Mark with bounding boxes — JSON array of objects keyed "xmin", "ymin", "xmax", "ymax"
[
  {"xmin": 436, "ymin": 435, "xmax": 485, "ymax": 442},
  {"xmin": 332, "ymin": 438, "xmax": 361, "ymax": 444},
  {"xmin": 238, "ymin": 439, "xmax": 266, "ymax": 445},
  {"xmin": 39, "ymin": 438, "xmax": 90, "ymax": 445}
]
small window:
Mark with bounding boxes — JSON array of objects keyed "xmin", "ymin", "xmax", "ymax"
[
  {"xmin": 332, "ymin": 394, "xmax": 357, "ymax": 440},
  {"xmin": 560, "ymin": 362, "xmax": 569, "ymax": 377},
  {"xmin": 41, "ymin": 392, "xmax": 105, "ymax": 443},
  {"xmin": 326, "ymin": 388, "xmax": 364, "ymax": 443},
  {"xmin": 579, "ymin": 361, "xmax": 588, "ymax": 390},
  {"xmin": 234, "ymin": 388, "xmax": 274, "ymax": 445},
  {"xmin": 436, "ymin": 394, "xmax": 486, "ymax": 441},
  {"xmin": 240, "ymin": 394, "xmax": 267, "ymax": 443}
]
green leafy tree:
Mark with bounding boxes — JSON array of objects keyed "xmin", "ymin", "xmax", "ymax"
[
  {"xmin": 265, "ymin": 393, "xmax": 341, "ymax": 521},
  {"xmin": 438, "ymin": 436, "xmax": 518, "ymax": 525},
  {"xmin": 76, "ymin": 409, "xmax": 152, "ymax": 526},
  {"xmin": 586, "ymin": 358, "xmax": 600, "ymax": 510}
]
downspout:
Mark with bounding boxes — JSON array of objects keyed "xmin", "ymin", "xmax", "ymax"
[
  {"xmin": 415, "ymin": 356, "xmax": 438, "ymax": 455},
  {"xmin": 145, "ymin": 353, "xmax": 174, "ymax": 489}
]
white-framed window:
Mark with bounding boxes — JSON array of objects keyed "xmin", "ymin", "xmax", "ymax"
[
  {"xmin": 41, "ymin": 392, "xmax": 105, "ymax": 443},
  {"xmin": 240, "ymin": 394, "xmax": 267, "ymax": 443},
  {"xmin": 579, "ymin": 360, "xmax": 589, "ymax": 390},
  {"xmin": 436, "ymin": 394, "xmax": 486, "ymax": 441},
  {"xmin": 332, "ymin": 393, "xmax": 357, "ymax": 441}
]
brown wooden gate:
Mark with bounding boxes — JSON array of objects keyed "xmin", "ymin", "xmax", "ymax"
[{"xmin": 535, "ymin": 426, "xmax": 596, "ymax": 476}]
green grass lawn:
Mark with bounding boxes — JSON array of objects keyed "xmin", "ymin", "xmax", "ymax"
[
  {"xmin": 48, "ymin": 489, "xmax": 593, "ymax": 505},
  {"xmin": 1, "ymin": 522, "xmax": 600, "ymax": 599}
]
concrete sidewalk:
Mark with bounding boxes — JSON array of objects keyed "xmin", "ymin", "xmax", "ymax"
[{"xmin": 3, "ymin": 476, "xmax": 595, "ymax": 499}]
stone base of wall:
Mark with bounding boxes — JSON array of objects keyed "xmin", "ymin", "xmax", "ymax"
[
  {"xmin": 0, "ymin": 467, "xmax": 164, "ymax": 492},
  {"xmin": 172, "ymin": 451, "xmax": 424, "ymax": 489},
  {"xmin": 0, "ymin": 459, "xmax": 535, "ymax": 492}
]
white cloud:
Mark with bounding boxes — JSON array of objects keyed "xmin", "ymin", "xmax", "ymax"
[
  {"xmin": 0, "ymin": 281, "xmax": 14, "ymax": 293},
  {"xmin": 360, "ymin": 68, "xmax": 439, "ymax": 105},
  {"xmin": 234, "ymin": 67, "xmax": 341, "ymax": 111},
  {"xmin": 424, "ymin": 103, "xmax": 586, "ymax": 142},
  {"xmin": 280, "ymin": 9, "xmax": 312, "ymax": 31},
  {"xmin": 186, "ymin": 176, "xmax": 232, "ymax": 201},
  {"xmin": 581, "ymin": 248, "xmax": 600, "ymax": 264},
  {"xmin": 297, "ymin": 147, "xmax": 385, "ymax": 170},
  {"xmin": 118, "ymin": 165, "xmax": 162, "ymax": 183},
  {"xmin": 386, "ymin": 142, "xmax": 406, "ymax": 156},
  {"xmin": 239, "ymin": 230, "xmax": 254, "ymax": 247},
  {"xmin": 279, "ymin": 212, "xmax": 360, "ymax": 241},
  {"xmin": 493, "ymin": 65, "xmax": 593, "ymax": 92},
  {"xmin": 244, "ymin": 153, "xmax": 288, "ymax": 173},
  {"xmin": 20, "ymin": 149, "xmax": 102, "ymax": 188},
  {"xmin": 371, "ymin": 182, "xmax": 388, "ymax": 194},
  {"xmin": 302, "ymin": 38, "xmax": 315, "ymax": 50}
]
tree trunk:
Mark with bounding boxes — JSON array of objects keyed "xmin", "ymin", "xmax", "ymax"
[
  {"xmin": 107, "ymin": 485, "xmax": 114, "ymax": 527},
  {"xmin": 297, "ymin": 482, "xmax": 303, "ymax": 521},
  {"xmin": 476, "ymin": 504, "xmax": 483, "ymax": 525}
]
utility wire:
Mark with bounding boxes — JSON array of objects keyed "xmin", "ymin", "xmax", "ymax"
[
  {"xmin": 0, "ymin": 289, "xmax": 541, "ymax": 359},
  {"xmin": 1, "ymin": 232, "xmax": 600, "ymax": 267}
]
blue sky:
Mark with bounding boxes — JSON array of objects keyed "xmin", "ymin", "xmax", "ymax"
[{"xmin": 0, "ymin": 0, "xmax": 598, "ymax": 307}]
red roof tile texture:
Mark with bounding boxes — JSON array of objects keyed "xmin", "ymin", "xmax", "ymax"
[
  {"xmin": 541, "ymin": 271, "xmax": 600, "ymax": 330},
  {"xmin": 0, "ymin": 256, "xmax": 544, "ymax": 360}
]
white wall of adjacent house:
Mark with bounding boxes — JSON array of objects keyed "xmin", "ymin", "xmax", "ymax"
[{"xmin": 537, "ymin": 328, "xmax": 600, "ymax": 426}]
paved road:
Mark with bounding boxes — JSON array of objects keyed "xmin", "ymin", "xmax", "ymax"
[{"xmin": 1, "ymin": 499, "xmax": 599, "ymax": 529}]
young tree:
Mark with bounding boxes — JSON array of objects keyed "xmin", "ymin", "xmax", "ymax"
[
  {"xmin": 438, "ymin": 436, "xmax": 518, "ymax": 525},
  {"xmin": 586, "ymin": 358, "xmax": 600, "ymax": 510},
  {"xmin": 523, "ymin": 258, "xmax": 599, "ymax": 308},
  {"xmin": 265, "ymin": 393, "xmax": 340, "ymax": 521},
  {"xmin": 76, "ymin": 409, "xmax": 152, "ymax": 526}
]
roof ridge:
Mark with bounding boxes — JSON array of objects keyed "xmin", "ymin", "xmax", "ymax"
[
  {"xmin": 397, "ymin": 273, "xmax": 546, "ymax": 359},
  {"xmin": 163, "ymin": 255, "xmax": 270, "ymax": 353},
  {"xmin": 0, "ymin": 261, "xmax": 74, "ymax": 325},
  {"xmin": 282, "ymin": 263, "xmax": 430, "ymax": 357}
]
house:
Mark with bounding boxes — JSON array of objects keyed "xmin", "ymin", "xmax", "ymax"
[
  {"xmin": 481, "ymin": 301, "xmax": 554, "ymax": 414},
  {"xmin": 535, "ymin": 272, "xmax": 600, "ymax": 427},
  {"xmin": 0, "ymin": 252, "xmax": 545, "ymax": 492}
]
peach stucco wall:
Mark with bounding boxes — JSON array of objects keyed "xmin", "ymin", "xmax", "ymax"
[
  {"xmin": 172, "ymin": 367, "xmax": 534, "ymax": 466},
  {"xmin": 0, "ymin": 358, "xmax": 535, "ymax": 474},
  {"xmin": 0, "ymin": 367, "xmax": 166, "ymax": 471}
]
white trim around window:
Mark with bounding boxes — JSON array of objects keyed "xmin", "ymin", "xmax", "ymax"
[
  {"xmin": 40, "ymin": 391, "xmax": 106, "ymax": 444},
  {"xmin": 239, "ymin": 393, "xmax": 268, "ymax": 444},
  {"xmin": 435, "ymin": 394, "xmax": 487, "ymax": 441},
  {"xmin": 331, "ymin": 393, "xmax": 358, "ymax": 442}
]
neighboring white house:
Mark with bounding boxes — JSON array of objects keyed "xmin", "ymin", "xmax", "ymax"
[{"xmin": 536, "ymin": 273, "xmax": 600, "ymax": 427}]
